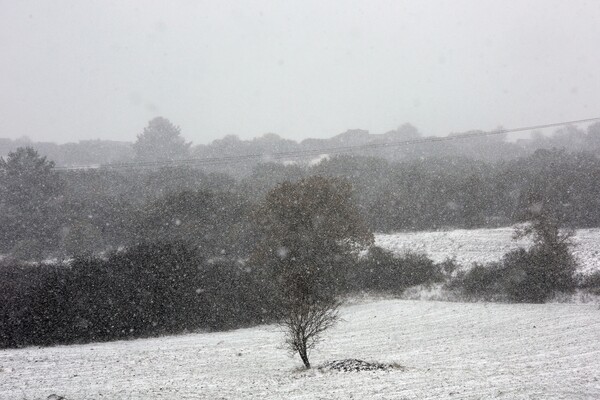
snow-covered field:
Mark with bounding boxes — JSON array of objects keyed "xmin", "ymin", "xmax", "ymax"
[
  {"xmin": 376, "ymin": 227, "xmax": 600, "ymax": 274},
  {"xmin": 2, "ymin": 299, "xmax": 599, "ymax": 399}
]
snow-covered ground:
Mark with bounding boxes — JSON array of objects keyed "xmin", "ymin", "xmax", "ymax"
[
  {"xmin": 376, "ymin": 227, "xmax": 600, "ymax": 274},
  {"xmin": 2, "ymin": 299, "xmax": 599, "ymax": 399}
]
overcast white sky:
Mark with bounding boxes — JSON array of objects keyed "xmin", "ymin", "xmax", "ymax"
[{"xmin": 1, "ymin": 0, "xmax": 599, "ymax": 144}]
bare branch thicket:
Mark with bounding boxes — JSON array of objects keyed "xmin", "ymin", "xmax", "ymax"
[{"xmin": 280, "ymin": 293, "xmax": 341, "ymax": 368}]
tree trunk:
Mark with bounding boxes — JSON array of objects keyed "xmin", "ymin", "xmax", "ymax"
[{"xmin": 298, "ymin": 346, "xmax": 311, "ymax": 369}]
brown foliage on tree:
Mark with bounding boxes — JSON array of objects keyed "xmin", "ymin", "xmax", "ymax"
[{"xmin": 254, "ymin": 176, "xmax": 373, "ymax": 368}]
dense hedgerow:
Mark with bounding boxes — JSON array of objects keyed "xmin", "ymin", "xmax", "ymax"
[
  {"xmin": 2, "ymin": 241, "xmax": 450, "ymax": 349},
  {"xmin": 0, "ymin": 222, "xmax": 585, "ymax": 349},
  {"xmin": 0, "ymin": 242, "xmax": 278, "ymax": 349}
]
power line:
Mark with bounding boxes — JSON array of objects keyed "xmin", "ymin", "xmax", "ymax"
[{"xmin": 54, "ymin": 117, "xmax": 600, "ymax": 171}]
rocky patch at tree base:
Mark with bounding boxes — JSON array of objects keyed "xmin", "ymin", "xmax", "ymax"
[{"xmin": 319, "ymin": 359, "xmax": 403, "ymax": 372}]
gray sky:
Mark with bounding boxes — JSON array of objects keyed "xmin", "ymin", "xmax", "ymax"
[{"xmin": 1, "ymin": 0, "xmax": 599, "ymax": 144}]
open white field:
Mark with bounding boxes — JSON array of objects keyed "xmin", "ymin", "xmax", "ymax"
[
  {"xmin": 1, "ymin": 299, "xmax": 599, "ymax": 400},
  {"xmin": 376, "ymin": 227, "xmax": 600, "ymax": 274}
]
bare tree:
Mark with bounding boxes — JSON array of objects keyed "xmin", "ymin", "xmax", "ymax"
[{"xmin": 280, "ymin": 292, "xmax": 341, "ymax": 369}]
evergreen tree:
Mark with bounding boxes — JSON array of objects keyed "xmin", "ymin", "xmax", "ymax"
[{"xmin": 133, "ymin": 117, "xmax": 191, "ymax": 162}]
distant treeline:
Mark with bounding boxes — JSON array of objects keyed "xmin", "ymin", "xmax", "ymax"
[
  {"xmin": 2, "ymin": 121, "xmax": 599, "ymax": 172},
  {"xmin": 0, "ymin": 137, "xmax": 134, "ymax": 166},
  {"xmin": 1, "ymin": 144, "xmax": 599, "ymax": 260}
]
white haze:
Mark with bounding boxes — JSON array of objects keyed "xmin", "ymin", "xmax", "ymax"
[{"xmin": 1, "ymin": 0, "xmax": 599, "ymax": 144}]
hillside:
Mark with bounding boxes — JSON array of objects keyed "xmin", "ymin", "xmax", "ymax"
[{"xmin": 1, "ymin": 299, "xmax": 599, "ymax": 399}]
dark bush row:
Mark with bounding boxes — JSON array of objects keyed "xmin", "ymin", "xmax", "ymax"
[
  {"xmin": 0, "ymin": 242, "xmax": 277, "ymax": 349},
  {"xmin": 2, "ymin": 239, "xmax": 588, "ymax": 349},
  {"xmin": 347, "ymin": 246, "xmax": 448, "ymax": 294},
  {"xmin": 1, "ymin": 243, "xmax": 448, "ymax": 349}
]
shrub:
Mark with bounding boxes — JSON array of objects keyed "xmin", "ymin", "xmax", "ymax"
[
  {"xmin": 500, "ymin": 245, "xmax": 577, "ymax": 303},
  {"xmin": 448, "ymin": 244, "xmax": 578, "ymax": 303},
  {"xmin": 351, "ymin": 247, "xmax": 443, "ymax": 294},
  {"xmin": 507, "ymin": 203, "xmax": 577, "ymax": 302},
  {"xmin": 446, "ymin": 262, "xmax": 505, "ymax": 301},
  {"xmin": 578, "ymin": 271, "xmax": 600, "ymax": 295}
]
